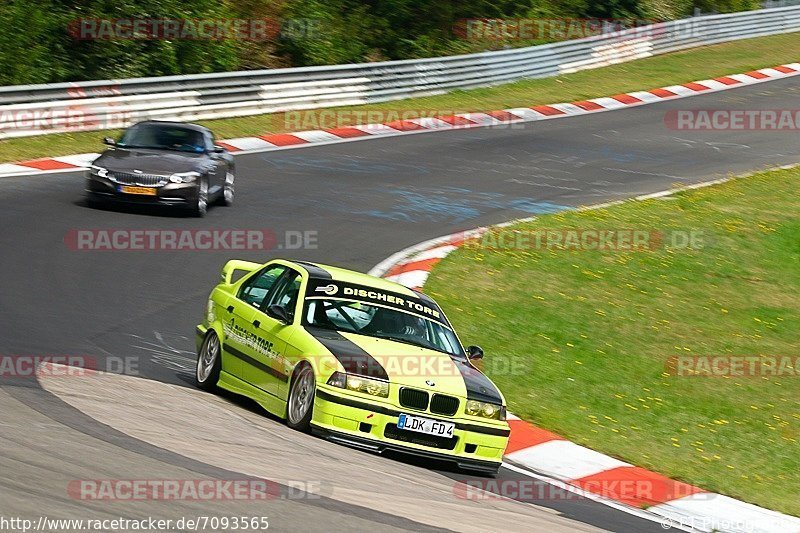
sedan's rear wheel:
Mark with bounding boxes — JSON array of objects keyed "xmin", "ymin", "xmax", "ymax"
[
  {"xmin": 287, "ymin": 363, "xmax": 315, "ymax": 431},
  {"xmin": 196, "ymin": 331, "xmax": 221, "ymax": 391}
]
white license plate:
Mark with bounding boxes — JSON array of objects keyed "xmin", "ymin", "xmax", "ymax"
[{"xmin": 397, "ymin": 413, "xmax": 454, "ymax": 438}]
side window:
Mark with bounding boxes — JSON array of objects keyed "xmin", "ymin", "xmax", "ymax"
[
  {"xmin": 267, "ymin": 270, "xmax": 302, "ymax": 320},
  {"xmin": 204, "ymin": 132, "xmax": 215, "ymax": 152},
  {"xmin": 238, "ymin": 265, "xmax": 285, "ymax": 308}
]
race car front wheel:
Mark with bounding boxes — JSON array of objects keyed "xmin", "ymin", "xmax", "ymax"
[
  {"xmin": 287, "ymin": 363, "xmax": 315, "ymax": 431},
  {"xmin": 196, "ymin": 331, "xmax": 221, "ymax": 391}
]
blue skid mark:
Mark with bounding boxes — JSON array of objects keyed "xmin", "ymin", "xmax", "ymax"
[
  {"xmin": 357, "ymin": 187, "xmax": 569, "ymax": 223},
  {"xmin": 260, "ymin": 154, "xmax": 431, "ymax": 176}
]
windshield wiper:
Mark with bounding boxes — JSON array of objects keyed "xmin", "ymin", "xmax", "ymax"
[
  {"xmin": 373, "ymin": 334, "xmax": 437, "ymax": 352},
  {"xmin": 118, "ymin": 144, "xmax": 157, "ymax": 150},
  {"xmin": 310, "ymin": 322, "xmax": 355, "ymax": 335}
]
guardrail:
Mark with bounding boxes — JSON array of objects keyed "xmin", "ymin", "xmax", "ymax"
[{"xmin": 1, "ymin": 5, "xmax": 799, "ymax": 139}]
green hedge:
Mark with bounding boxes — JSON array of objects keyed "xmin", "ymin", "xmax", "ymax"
[{"xmin": 0, "ymin": 0, "xmax": 760, "ymax": 86}]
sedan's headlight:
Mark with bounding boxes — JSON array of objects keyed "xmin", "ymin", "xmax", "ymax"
[
  {"xmin": 327, "ymin": 371, "xmax": 389, "ymax": 398},
  {"xmin": 89, "ymin": 165, "xmax": 109, "ymax": 178},
  {"xmin": 169, "ymin": 171, "xmax": 200, "ymax": 184},
  {"xmin": 466, "ymin": 400, "xmax": 506, "ymax": 420}
]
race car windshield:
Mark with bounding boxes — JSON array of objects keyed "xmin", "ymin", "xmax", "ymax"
[
  {"xmin": 117, "ymin": 124, "xmax": 206, "ymax": 153},
  {"xmin": 305, "ymin": 298, "xmax": 465, "ymax": 357}
]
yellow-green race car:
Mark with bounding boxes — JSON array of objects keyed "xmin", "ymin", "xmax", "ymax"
[{"xmin": 195, "ymin": 259, "xmax": 510, "ymax": 475}]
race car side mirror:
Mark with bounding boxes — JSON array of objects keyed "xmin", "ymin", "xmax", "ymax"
[
  {"xmin": 103, "ymin": 137, "xmax": 116, "ymax": 146},
  {"xmin": 467, "ymin": 345, "xmax": 484, "ymax": 360},
  {"xmin": 267, "ymin": 304, "xmax": 290, "ymax": 324}
]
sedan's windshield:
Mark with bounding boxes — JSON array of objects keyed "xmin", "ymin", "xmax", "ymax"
[
  {"xmin": 117, "ymin": 124, "xmax": 206, "ymax": 153},
  {"xmin": 305, "ymin": 298, "xmax": 464, "ymax": 357}
]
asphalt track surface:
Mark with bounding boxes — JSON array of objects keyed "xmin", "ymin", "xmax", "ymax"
[{"xmin": 1, "ymin": 76, "xmax": 798, "ymax": 532}]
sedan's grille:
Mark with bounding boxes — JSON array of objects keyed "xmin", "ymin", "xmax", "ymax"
[
  {"xmin": 399, "ymin": 388, "xmax": 429, "ymax": 411},
  {"xmin": 429, "ymin": 394, "xmax": 459, "ymax": 416},
  {"xmin": 110, "ymin": 171, "xmax": 168, "ymax": 187},
  {"xmin": 384, "ymin": 424, "xmax": 458, "ymax": 450}
]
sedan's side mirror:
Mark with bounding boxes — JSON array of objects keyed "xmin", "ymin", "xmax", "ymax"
[
  {"xmin": 103, "ymin": 137, "xmax": 116, "ymax": 146},
  {"xmin": 212, "ymin": 145, "xmax": 226, "ymax": 153},
  {"xmin": 467, "ymin": 345, "xmax": 484, "ymax": 360},
  {"xmin": 266, "ymin": 304, "xmax": 290, "ymax": 324}
]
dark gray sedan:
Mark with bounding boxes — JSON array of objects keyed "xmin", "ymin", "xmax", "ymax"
[{"xmin": 85, "ymin": 121, "xmax": 235, "ymax": 217}]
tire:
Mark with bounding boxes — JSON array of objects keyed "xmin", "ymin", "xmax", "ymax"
[
  {"xmin": 85, "ymin": 195, "xmax": 103, "ymax": 209},
  {"xmin": 217, "ymin": 169, "xmax": 235, "ymax": 206},
  {"xmin": 286, "ymin": 362, "xmax": 315, "ymax": 431},
  {"xmin": 196, "ymin": 331, "xmax": 222, "ymax": 391},
  {"xmin": 191, "ymin": 178, "xmax": 208, "ymax": 217}
]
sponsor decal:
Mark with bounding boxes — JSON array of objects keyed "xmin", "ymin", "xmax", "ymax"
[
  {"xmin": 306, "ymin": 279, "xmax": 445, "ymax": 324},
  {"xmin": 314, "ymin": 284, "xmax": 339, "ymax": 296}
]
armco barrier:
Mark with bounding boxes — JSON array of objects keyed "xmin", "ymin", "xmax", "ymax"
[{"xmin": 1, "ymin": 5, "xmax": 799, "ymax": 139}]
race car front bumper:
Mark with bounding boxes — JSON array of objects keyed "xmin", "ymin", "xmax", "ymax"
[{"xmin": 311, "ymin": 385, "xmax": 508, "ymax": 475}]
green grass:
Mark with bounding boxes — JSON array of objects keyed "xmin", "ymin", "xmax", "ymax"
[
  {"xmin": 424, "ymin": 168, "xmax": 800, "ymax": 516},
  {"xmin": 2, "ymin": 32, "xmax": 799, "ymax": 163}
]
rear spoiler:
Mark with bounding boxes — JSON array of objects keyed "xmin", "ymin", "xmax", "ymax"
[{"xmin": 220, "ymin": 259, "xmax": 262, "ymax": 285}]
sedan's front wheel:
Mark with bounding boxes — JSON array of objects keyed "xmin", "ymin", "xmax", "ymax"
[
  {"xmin": 196, "ymin": 331, "xmax": 221, "ymax": 391},
  {"xmin": 287, "ymin": 363, "xmax": 315, "ymax": 431},
  {"xmin": 218, "ymin": 170, "xmax": 235, "ymax": 206},
  {"xmin": 191, "ymin": 179, "xmax": 208, "ymax": 217}
]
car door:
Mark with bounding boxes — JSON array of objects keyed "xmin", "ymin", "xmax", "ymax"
[
  {"xmin": 243, "ymin": 267, "xmax": 304, "ymax": 399},
  {"xmin": 226, "ymin": 264, "xmax": 286, "ymax": 382}
]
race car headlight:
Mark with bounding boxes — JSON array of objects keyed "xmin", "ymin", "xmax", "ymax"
[
  {"xmin": 327, "ymin": 372, "xmax": 389, "ymax": 398},
  {"xmin": 169, "ymin": 171, "xmax": 200, "ymax": 184},
  {"xmin": 327, "ymin": 371, "xmax": 346, "ymax": 389},
  {"xmin": 89, "ymin": 165, "xmax": 109, "ymax": 178},
  {"xmin": 466, "ymin": 400, "xmax": 506, "ymax": 420}
]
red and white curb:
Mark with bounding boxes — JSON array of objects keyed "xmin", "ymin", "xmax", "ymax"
[
  {"xmin": 367, "ymin": 182, "xmax": 800, "ymax": 533},
  {"xmin": 1, "ymin": 62, "xmax": 799, "ymax": 178}
]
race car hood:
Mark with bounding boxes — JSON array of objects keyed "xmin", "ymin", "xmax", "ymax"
[
  {"xmin": 306, "ymin": 327, "xmax": 504, "ymax": 405},
  {"xmin": 94, "ymin": 147, "xmax": 211, "ymax": 175}
]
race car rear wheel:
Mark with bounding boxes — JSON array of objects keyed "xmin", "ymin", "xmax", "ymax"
[
  {"xmin": 287, "ymin": 363, "xmax": 315, "ymax": 431},
  {"xmin": 196, "ymin": 331, "xmax": 221, "ymax": 391}
]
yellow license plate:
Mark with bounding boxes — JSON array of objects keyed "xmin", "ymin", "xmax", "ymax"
[{"xmin": 120, "ymin": 186, "xmax": 157, "ymax": 196}]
